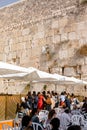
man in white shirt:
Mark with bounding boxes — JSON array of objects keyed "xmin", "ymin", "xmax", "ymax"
[{"xmin": 59, "ymin": 108, "xmax": 71, "ymax": 130}]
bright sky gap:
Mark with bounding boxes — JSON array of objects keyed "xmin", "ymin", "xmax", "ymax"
[{"xmin": 0, "ymin": 0, "xmax": 20, "ymax": 8}]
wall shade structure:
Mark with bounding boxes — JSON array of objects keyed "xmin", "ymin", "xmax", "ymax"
[{"xmin": 0, "ymin": 65, "xmax": 87, "ymax": 85}]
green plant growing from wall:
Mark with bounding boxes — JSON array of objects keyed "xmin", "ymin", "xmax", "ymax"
[
  {"xmin": 43, "ymin": 85, "xmax": 47, "ymax": 90},
  {"xmin": 26, "ymin": 83, "xmax": 30, "ymax": 90},
  {"xmin": 79, "ymin": 0, "xmax": 87, "ymax": 4},
  {"xmin": 22, "ymin": 83, "xmax": 30, "ymax": 94}
]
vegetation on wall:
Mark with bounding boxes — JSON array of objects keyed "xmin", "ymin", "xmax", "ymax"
[
  {"xmin": 79, "ymin": 0, "xmax": 87, "ymax": 4},
  {"xmin": 22, "ymin": 83, "xmax": 30, "ymax": 94},
  {"xmin": 78, "ymin": 45, "xmax": 87, "ymax": 56},
  {"xmin": 43, "ymin": 85, "xmax": 47, "ymax": 90}
]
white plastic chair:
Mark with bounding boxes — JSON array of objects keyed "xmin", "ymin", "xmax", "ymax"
[
  {"xmin": 83, "ymin": 113, "xmax": 87, "ymax": 120},
  {"xmin": 13, "ymin": 127, "xmax": 20, "ymax": 130},
  {"xmin": 2, "ymin": 124, "xmax": 13, "ymax": 130},
  {"xmin": 39, "ymin": 110, "xmax": 49, "ymax": 116},
  {"xmin": 71, "ymin": 114, "xmax": 84, "ymax": 126},
  {"xmin": 39, "ymin": 110, "xmax": 48, "ymax": 122},
  {"xmin": 45, "ymin": 124, "xmax": 51, "ymax": 130},
  {"xmin": 81, "ymin": 119, "xmax": 87, "ymax": 130},
  {"xmin": 54, "ymin": 107, "xmax": 64, "ymax": 117},
  {"xmin": 32, "ymin": 122, "xmax": 44, "ymax": 130}
]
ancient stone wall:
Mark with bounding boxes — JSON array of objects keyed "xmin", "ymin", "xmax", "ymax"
[{"xmin": 0, "ymin": 0, "xmax": 87, "ymax": 95}]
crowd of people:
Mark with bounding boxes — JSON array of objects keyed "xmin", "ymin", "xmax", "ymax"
[{"xmin": 15, "ymin": 90, "xmax": 87, "ymax": 130}]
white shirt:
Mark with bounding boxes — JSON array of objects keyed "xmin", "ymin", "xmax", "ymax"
[
  {"xmin": 59, "ymin": 112, "xmax": 71, "ymax": 130},
  {"xmin": 60, "ymin": 95, "xmax": 65, "ymax": 102}
]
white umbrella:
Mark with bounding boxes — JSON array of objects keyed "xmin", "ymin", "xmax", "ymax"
[
  {"xmin": 0, "ymin": 65, "xmax": 87, "ymax": 85},
  {"xmin": 24, "ymin": 69, "xmax": 58, "ymax": 81},
  {"xmin": 0, "ymin": 68, "xmax": 58, "ymax": 81},
  {"xmin": 0, "ymin": 61, "xmax": 29, "ymax": 75},
  {"xmin": 52, "ymin": 74, "xmax": 87, "ymax": 85},
  {"xmin": 0, "ymin": 61, "xmax": 86, "ymax": 85},
  {"xmin": 69, "ymin": 77, "xmax": 87, "ymax": 85}
]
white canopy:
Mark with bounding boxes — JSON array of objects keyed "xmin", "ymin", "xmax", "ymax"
[
  {"xmin": 0, "ymin": 68, "xmax": 60, "ymax": 82},
  {"xmin": 0, "ymin": 61, "xmax": 29, "ymax": 75},
  {"xmin": 52, "ymin": 74, "xmax": 87, "ymax": 85},
  {"xmin": 0, "ymin": 66, "xmax": 87, "ymax": 85}
]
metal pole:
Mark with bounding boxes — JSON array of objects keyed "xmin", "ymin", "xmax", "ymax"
[{"xmin": 55, "ymin": 84, "xmax": 57, "ymax": 92}]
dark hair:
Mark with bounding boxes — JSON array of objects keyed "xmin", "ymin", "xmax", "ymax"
[
  {"xmin": 50, "ymin": 118, "xmax": 60, "ymax": 129},
  {"xmin": 33, "ymin": 91, "xmax": 36, "ymax": 96},
  {"xmin": 22, "ymin": 115, "xmax": 31, "ymax": 127},
  {"xmin": 30, "ymin": 108, "xmax": 38, "ymax": 117},
  {"xmin": 25, "ymin": 125, "xmax": 33, "ymax": 130},
  {"xmin": 67, "ymin": 125, "xmax": 81, "ymax": 130},
  {"xmin": 64, "ymin": 108, "xmax": 70, "ymax": 113},
  {"xmin": 48, "ymin": 109, "xmax": 56, "ymax": 119}
]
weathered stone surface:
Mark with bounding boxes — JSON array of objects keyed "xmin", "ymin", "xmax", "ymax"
[
  {"xmin": 0, "ymin": 0, "xmax": 86, "ymax": 95},
  {"xmin": 61, "ymin": 33, "xmax": 68, "ymax": 42},
  {"xmin": 84, "ymin": 57, "xmax": 87, "ymax": 65},
  {"xmin": 59, "ymin": 49, "xmax": 68, "ymax": 59},
  {"xmin": 64, "ymin": 67, "xmax": 76, "ymax": 76},
  {"xmin": 82, "ymin": 65, "xmax": 87, "ymax": 74},
  {"xmin": 52, "ymin": 20, "xmax": 59, "ymax": 29},
  {"xmin": 22, "ymin": 28, "xmax": 30, "ymax": 36},
  {"xmin": 53, "ymin": 35, "xmax": 61, "ymax": 43},
  {"xmin": 59, "ymin": 17, "xmax": 68, "ymax": 28},
  {"xmin": 68, "ymin": 32, "xmax": 76, "ymax": 40}
]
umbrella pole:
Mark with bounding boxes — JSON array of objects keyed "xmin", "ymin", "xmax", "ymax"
[
  {"xmin": 55, "ymin": 84, "xmax": 57, "ymax": 92},
  {"xmin": 29, "ymin": 81, "xmax": 32, "ymax": 91}
]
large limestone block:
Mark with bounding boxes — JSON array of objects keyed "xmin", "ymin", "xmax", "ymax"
[
  {"xmin": 0, "ymin": 44, "xmax": 4, "ymax": 53},
  {"xmin": 51, "ymin": 67, "xmax": 62, "ymax": 75},
  {"xmin": 81, "ymin": 30, "xmax": 87, "ymax": 38},
  {"xmin": 81, "ymin": 75, "xmax": 87, "ymax": 81},
  {"xmin": 64, "ymin": 67, "xmax": 76, "ymax": 76},
  {"xmin": 32, "ymin": 47, "xmax": 41, "ymax": 56},
  {"xmin": 46, "ymin": 36, "xmax": 53, "ymax": 45},
  {"xmin": 51, "ymin": 20, "xmax": 59, "ymax": 29},
  {"xmin": 20, "ymin": 56, "xmax": 30, "ymax": 65},
  {"xmin": 61, "ymin": 33, "xmax": 68, "ymax": 42},
  {"xmin": 79, "ymin": 38, "xmax": 87, "ymax": 45},
  {"xmin": 64, "ymin": 23, "xmax": 77, "ymax": 33},
  {"xmin": 84, "ymin": 57, "xmax": 87, "ymax": 65},
  {"xmin": 11, "ymin": 44, "xmax": 18, "ymax": 51},
  {"xmin": 68, "ymin": 32, "xmax": 76, "ymax": 40},
  {"xmin": 59, "ymin": 17, "xmax": 68, "ymax": 28},
  {"xmin": 38, "ymin": 38, "xmax": 47, "ymax": 46},
  {"xmin": 77, "ymin": 22, "xmax": 86, "ymax": 30},
  {"xmin": 21, "ymin": 50, "xmax": 27, "ymax": 59},
  {"xmin": 76, "ymin": 31, "xmax": 82, "ymax": 40},
  {"xmin": 18, "ymin": 36, "xmax": 24, "ymax": 43},
  {"xmin": 45, "ymin": 29, "xmax": 54, "ymax": 37},
  {"xmin": 17, "ymin": 42, "xmax": 26, "ymax": 50},
  {"xmin": 4, "ymin": 46, "xmax": 10, "ymax": 54},
  {"xmin": 68, "ymin": 48, "xmax": 75, "ymax": 58},
  {"xmin": 7, "ymin": 53, "xmax": 13, "ymax": 61},
  {"xmin": 23, "ymin": 35, "xmax": 30, "ymax": 42},
  {"xmin": 38, "ymin": 32, "xmax": 45, "ymax": 39},
  {"xmin": 38, "ymin": 22, "xmax": 44, "ymax": 32},
  {"xmin": 82, "ymin": 65, "xmax": 87, "ymax": 75},
  {"xmin": 53, "ymin": 35, "xmax": 60, "ymax": 43},
  {"xmin": 59, "ymin": 49, "xmax": 68, "ymax": 59},
  {"xmin": 33, "ymin": 32, "xmax": 45, "ymax": 40},
  {"xmin": 0, "ymin": 54, "xmax": 4, "ymax": 61},
  {"xmin": 22, "ymin": 28, "xmax": 30, "ymax": 36}
]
